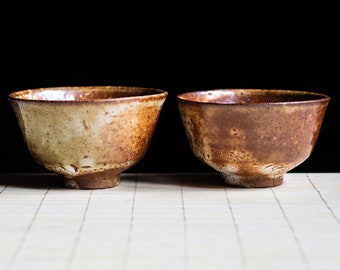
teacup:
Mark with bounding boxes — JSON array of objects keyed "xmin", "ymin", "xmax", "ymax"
[
  {"xmin": 177, "ymin": 89, "xmax": 330, "ymax": 188},
  {"xmin": 8, "ymin": 86, "xmax": 168, "ymax": 189}
]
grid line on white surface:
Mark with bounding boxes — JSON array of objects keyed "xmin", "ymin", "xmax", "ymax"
[
  {"xmin": 224, "ymin": 187, "xmax": 248, "ymax": 270},
  {"xmin": 306, "ymin": 173, "xmax": 340, "ymax": 226},
  {"xmin": 180, "ymin": 175, "xmax": 190, "ymax": 270},
  {"xmin": 65, "ymin": 189, "xmax": 94, "ymax": 270},
  {"xmin": 121, "ymin": 174, "xmax": 137, "ymax": 270},
  {"xmin": 0, "ymin": 173, "xmax": 340, "ymax": 270},
  {"xmin": 271, "ymin": 187, "xmax": 311, "ymax": 270},
  {"xmin": 5, "ymin": 176, "xmax": 52, "ymax": 270}
]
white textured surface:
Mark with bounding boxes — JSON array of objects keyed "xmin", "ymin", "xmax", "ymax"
[{"xmin": 0, "ymin": 173, "xmax": 339, "ymax": 270}]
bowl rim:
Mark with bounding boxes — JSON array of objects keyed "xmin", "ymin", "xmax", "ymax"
[
  {"xmin": 8, "ymin": 85, "xmax": 168, "ymax": 103},
  {"xmin": 176, "ymin": 88, "xmax": 330, "ymax": 105}
]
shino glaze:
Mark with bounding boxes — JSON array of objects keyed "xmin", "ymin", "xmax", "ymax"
[
  {"xmin": 177, "ymin": 89, "xmax": 330, "ymax": 188},
  {"xmin": 8, "ymin": 86, "xmax": 168, "ymax": 189}
]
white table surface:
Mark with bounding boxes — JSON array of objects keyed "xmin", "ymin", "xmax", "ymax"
[{"xmin": 0, "ymin": 172, "xmax": 339, "ymax": 270}]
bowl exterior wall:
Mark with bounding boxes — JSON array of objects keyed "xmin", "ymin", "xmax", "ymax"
[
  {"xmin": 178, "ymin": 100, "xmax": 329, "ymax": 178},
  {"xmin": 9, "ymin": 92, "xmax": 167, "ymax": 178}
]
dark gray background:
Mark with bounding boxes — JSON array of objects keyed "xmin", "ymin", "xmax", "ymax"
[{"xmin": 1, "ymin": 5, "xmax": 338, "ymax": 173}]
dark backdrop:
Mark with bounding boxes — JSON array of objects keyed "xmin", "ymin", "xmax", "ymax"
[{"xmin": 1, "ymin": 5, "xmax": 338, "ymax": 173}]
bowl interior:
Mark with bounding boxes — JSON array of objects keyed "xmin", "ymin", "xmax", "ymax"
[
  {"xmin": 177, "ymin": 89, "xmax": 330, "ymax": 105},
  {"xmin": 8, "ymin": 86, "xmax": 166, "ymax": 102}
]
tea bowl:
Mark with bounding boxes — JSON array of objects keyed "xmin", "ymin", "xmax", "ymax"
[
  {"xmin": 177, "ymin": 89, "xmax": 330, "ymax": 188},
  {"xmin": 8, "ymin": 86, "xmax": 168, "ymax": 189}
]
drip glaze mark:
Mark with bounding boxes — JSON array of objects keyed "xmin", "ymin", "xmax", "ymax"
[
  {"xmin": 82, "ymin": 120, "xmax": 88, "ymax": 129},
  {"xmin": 71, "ymin": 164, "xmax": 79, "ymax": 171}
]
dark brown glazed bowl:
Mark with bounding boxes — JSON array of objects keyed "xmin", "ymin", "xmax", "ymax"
[
  {"xmin": 8, "ymin": 86, "xmax": 168, "ymax": 189},
  {"xmin": 177, "ymin": 89, "xmax": 330, "ymax": 188}
]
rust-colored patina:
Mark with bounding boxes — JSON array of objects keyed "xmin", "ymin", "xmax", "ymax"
[
  {"xmin": 9, "ymin": 86, "xmax": 168, "ymax": 189},
  {"xmin": 177, "ymin": 89, "xmax": 330, "ymax": 188}
]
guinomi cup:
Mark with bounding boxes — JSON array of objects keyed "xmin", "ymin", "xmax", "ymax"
[
  {"xmin": 8, "ymin": 86, "xmax": 168, "ymax": 189},
  {"xmin": 177, "ymin": 89, "xmax": 330, "ymax": 188}
]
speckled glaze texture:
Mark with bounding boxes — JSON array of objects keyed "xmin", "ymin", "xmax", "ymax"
[
  {"xmin": 9, "ymin": 86, "xmax": 168, "ymax": 189},
  {"xmin": 177, "ymin": 89, "xmax": 330, "ymax": 188}
]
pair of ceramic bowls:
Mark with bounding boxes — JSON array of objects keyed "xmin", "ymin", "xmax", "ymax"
[{"xmin": 8, "ymin": 86, "xmax": 330, "ymax": 189}]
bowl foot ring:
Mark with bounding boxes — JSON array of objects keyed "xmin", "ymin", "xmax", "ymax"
[
  {"xmin": 221, "ymin": 173, "xmax": 283, "ymax": 188},
  {"xmin": 63, "ymin": 171, "xmax": 120, "ymax": 189}
]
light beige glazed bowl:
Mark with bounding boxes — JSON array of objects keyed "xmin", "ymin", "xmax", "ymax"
[
  {"xmin": 8, "ymin": 86, "xmax": 168, "ymax": 189},
  {"xmin": 177, "ymin": 89, "xmax": 330, "ymax": 188}
]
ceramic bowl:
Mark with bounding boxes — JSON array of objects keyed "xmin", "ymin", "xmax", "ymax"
[
  {"xmin": 8, "ymin": 86, "xmax": 168, "ymax": 189},
  {"xmin": 177, "ymin": 89, "xmax": 330, "ymax": 188}
]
